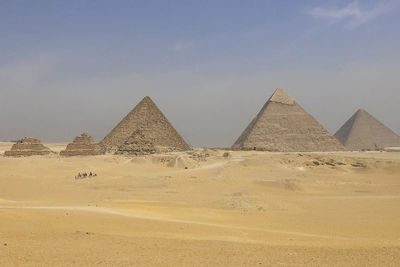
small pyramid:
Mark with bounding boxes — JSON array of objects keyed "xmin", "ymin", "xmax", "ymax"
[
  {"xmin": 232, "ymin": 88, "xmax": 344, "ymax": 152},
  {"xmin": 4, "ymin": 137, "xmax": 52, "ymax": 157},
  {"xmin": 100, "ymin": 96, "xmax": 191, "ymax": 153},
  {"xmin": 60, "ymin": 133, "xmax": 103, "ymax": 156},
  {"xmin": 334, "ymin": 109, "xmax": 400, "ymax": 151}
]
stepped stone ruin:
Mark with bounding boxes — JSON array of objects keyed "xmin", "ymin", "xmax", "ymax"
[
  {"xmin": 101, "ymin": 96, "xmax": 191, "ymax": 154},
  {"xmin": 4, "ymin": 137, "xmax": 52, "ymax": 157},
  {"xmin": 60, "ymin": 133, "xmax": 103, "ymax": 156},
  {"xmin": 232, "ymin": 88, "xmax": 345, "ymax": 152},
  {"xmin": 334, "ymin": 109, "xmax": 400, "ymax": 151}
]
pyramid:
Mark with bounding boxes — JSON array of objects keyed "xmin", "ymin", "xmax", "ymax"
[
  {"xmin": 334, "ymin": 109, "xmax": 400, "ymax": 151},
  {"xmin": 115, "ymin": 129, "xmax": 157, "ymax": 156},
  {"xmin": 100, "ymin": 96, "xmax": 191, "ymax": 153},
  {"xmin": 4, "ymin": 137, "xmax": 52, "ymax": 157},
  {"xmin": 60, "ymin": 133, "xmax": 103, "ymax": 156},
  {"xmin": 232, "ymin": 88, "xmax": 345, "ymax": 152}
]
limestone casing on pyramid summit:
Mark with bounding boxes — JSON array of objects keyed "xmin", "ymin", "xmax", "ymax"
[
  {"xmin": 100, "ymin": 96, "xmax": 191, "ymax": 153},
  {"xmin": 268, "ymin": 88, "xmax": 295, "ymax": 105},
  {"xmin": 232, "ymin": 88, "xmax": 345, "ymax": 152},
  {"xmin": 60, "ymin": 133, "xmax": 104, "ymax": 156},
  {"xmin": 334, "ymin": 109, "xmax": 400, "ymax": 151},
  {"xmin": 4, "ymin": 137, "xmax": 52, "ymax": 157}
]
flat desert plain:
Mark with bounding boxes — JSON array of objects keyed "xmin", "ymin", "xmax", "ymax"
[{"xmin": 1, "ymin": 142, "xmax": 400, "ymax": 266}]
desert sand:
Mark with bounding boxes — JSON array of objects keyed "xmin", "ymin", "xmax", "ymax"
[{"xmin": 1, "ymin": 142, "xmax": 400, "ymax": 266}]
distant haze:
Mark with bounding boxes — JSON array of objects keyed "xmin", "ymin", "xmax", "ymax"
[{"xmin": 1, "ymin": 1, "xmax": 399, "ymax": 147}]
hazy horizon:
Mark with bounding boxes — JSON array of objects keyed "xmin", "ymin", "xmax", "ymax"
[{"xmin": 1, "ymin": 0, "xmax": 399, "ymax": 147}]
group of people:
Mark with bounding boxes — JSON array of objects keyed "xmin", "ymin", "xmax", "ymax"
[{"xmin": 75, "ymin": 172, "xmax": 97, "ymax": 179}]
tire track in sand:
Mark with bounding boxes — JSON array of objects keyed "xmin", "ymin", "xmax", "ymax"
[{"xmin": 0, "ymin": 205, "xmax": 353, "ymax": 241}]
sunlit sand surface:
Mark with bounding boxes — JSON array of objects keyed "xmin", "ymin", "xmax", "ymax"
[{"xmin": 1, "ymin": 142, "xmax": 399, "ymax": 266}]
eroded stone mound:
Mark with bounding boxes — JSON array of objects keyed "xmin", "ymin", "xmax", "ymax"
[
  {"xmin": 4, "ymin": 137, "xmax": 52, "ymax": 157},
  {"xmin": 60, "ymin": 133, "xmax": 103, "ymax": 156}
]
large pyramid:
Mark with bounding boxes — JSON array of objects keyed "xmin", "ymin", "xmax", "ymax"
[
  {"xmin": 334, "ymin": 109, "xmax": 400, "ymax": 151},
  {"xmin": 60, "ymin": 133, "xmax": 103, "ymax": 156},
  {"xmin": 115, "ymin": 129, "xmax": 157, "ymax": 156},
  {"xmin": 100, "ymin": 96, "xmax": 191, "ymax": 153},
  {"xmin": 4, "ymin": 137, "xmax": 52, "ymax": 157},
  {"xmin": 232, "ymin": 88, "xmax": 345, "ymax": 152}
]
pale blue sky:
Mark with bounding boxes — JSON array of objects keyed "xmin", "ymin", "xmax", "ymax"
[{"xmin": 1, "ymin": 0, "xmax": 399, "ymax": 147}]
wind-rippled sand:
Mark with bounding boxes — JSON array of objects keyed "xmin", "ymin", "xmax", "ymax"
[{"xmin": 1, "ymin": 142, "xmax": 400, "ymax": 266}]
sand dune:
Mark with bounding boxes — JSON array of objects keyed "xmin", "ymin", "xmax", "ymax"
[{"xmin": 1, "ymin": 142, "xmax": 400, "ymax": 265}]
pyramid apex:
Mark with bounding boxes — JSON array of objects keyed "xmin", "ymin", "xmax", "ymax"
[
  {"xmin": 142, "ymin": 96, "xmax": 153, "ymax": 101},
  {"xmin": 269, "ymin": 88, "xmax": 295, "ymax": 105},
  {"xmin": 355, "ymin": 109, "xmax": 371, "ymax": 118},
  {"xmin": 137, "ymin": 96, "xmax": 156, "ymax": 106}
]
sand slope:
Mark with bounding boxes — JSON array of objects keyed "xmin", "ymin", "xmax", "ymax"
[{"xmin": 1, "ymin": 142, "xmax": 400, "ymax": 266}]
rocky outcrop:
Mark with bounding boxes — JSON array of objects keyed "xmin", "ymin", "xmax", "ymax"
[
  {"xmin": 60, "ymin": 133, "xmax": 103, "ymax": 156},
  {"xmin": 4, "ymin": 137, "xmax": 52, "ymax": 157}
]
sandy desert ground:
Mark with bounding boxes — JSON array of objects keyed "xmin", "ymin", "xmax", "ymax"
[{"xmin": 0, "ymin": 142, "xmax": 400, "ymax": 266}]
